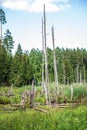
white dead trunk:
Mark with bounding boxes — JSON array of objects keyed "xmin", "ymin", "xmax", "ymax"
[
  {"xmin": 80, "ymin": 71, "xmax": 82, "ymax": 85},
  {"xmin": 30, "ymin": 80, "xmax": 35, "ymax": 108},
  {"xmin": 63, "ymin": 63, "xmax": 66, "ymax": 85},
  {"xmin": 20, "ymin": 96, "xmax": 25, "ymax": 109},
  {"xmin": 83, "ymin": 65, "xmax": 86, "ymax": 84},
  {"xmin": 71, "ymin": 84, "xmax": 74, "ymax": 107},
  {"xmin": 51, "ymin": 26, "xmax": 59, "ymax": 95},
  {"xmin": 76, "ymin": 64, "xmax": 79, "ymax": 84},
  {"xmin": 42, "ymin": 17, "xmax": 45, "ymax": 94},
  {"xmin": 43, "ymin": 4, "xmax": 49, "ymax": 105},
  {"xmin": 71, "ymin": 84, "xmax": 73, "ymax": 101}
]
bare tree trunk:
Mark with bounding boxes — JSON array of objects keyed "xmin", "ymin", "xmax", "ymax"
[
  {"xmin": 51, "ymin": 26, "xmax": 59, "ymax": 95},
  {"xmin": 63, "ymin": 63, "xmax": 66, "ymax": 85},
  {"xmin": 71, "ymin": 84, "xmax": 74, "ymax": 107},
  {"xmin": 76, "ymin": 64, "xmax": 79, "ymax": 84},
  {"xmin": 71, "ymin": 84, "xmax": 73, "ymax": 101},
  {"xmin": 43, "ymin": 4, "xmax": 49, "ymax": 105},
  {"xmin": 42, "ymin": 17, "xmax": 45, "ymax": 94},
  {"xmin": 30, "ymin": 80, "xmax": 35, "ymax": 108},
  {"xmin": 83, "ymin": 64, "xmax": 86, "ymax": 84},
  {"xmin": 80, "ymin": 71, "xmax": 82, "ymax": 85}
]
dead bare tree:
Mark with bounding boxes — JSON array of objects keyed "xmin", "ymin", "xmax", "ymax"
[
  {"xmin": 43, "ymin": 4, "xmax": 49, "ymax": 105},
  {"xmin": 76, "ymin": 64, "xmax": 79, "ymax": 84},
  {"xmin": 51, "ymin": 26, "xmax": 59, "ymax": 95},
  {"xmin": 80, "ymin": 71, "xmax": 82, "ymax": 85},
  {"xmin": 42, "ymin": 17, "xmax": 45, "ymax": 94},
  {"xmin": 63, "ymin": 63, "xmax": 66, "ymax": 85},
  {"xmin": 7, "ymin": 85, "xmax": 14, "ymax": 97},
  {"xmin": 30, "ymin": 80, "xmax": 35, "ymax": 108},
  {"xmin": 83, "ymin": 64, "xmax": 86, "ymax": 84},
  {"xmin": 20, "ymin": 94, "xmax": 26, "ymax": 109}
]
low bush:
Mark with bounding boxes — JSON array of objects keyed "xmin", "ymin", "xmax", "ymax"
[{"xmin": 0, "ymin": 105, "xmax": 87, "ymax": 130}]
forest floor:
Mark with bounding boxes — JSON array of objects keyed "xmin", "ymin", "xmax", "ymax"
[{"xmin": 0, "ymin": 85, "xmax": 87, "ymax": 130}]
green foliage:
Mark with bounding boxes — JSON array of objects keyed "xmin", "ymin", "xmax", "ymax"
[
  {"xmin": 15, "ymin": 43, "xmax": 23, "ymax": 56},
  {"xmin": 35, "ymin": 93, "xmax": 46, "ymax": 104},
  {"xmin": 47, "ymin": 47, "xmax": 54, "ymax": 82},
  {"xmin": 3, "ymin": 29, "xmax": 14, "ymax": 53},
  {"xmin": 0, "ymin": 96, "xmax": 11, "ymax": 104},
  {"xmin": 0, "ymin": 106, "xmax": 87, "ymax": 130},
  {"xmin": 9, "ymin": 45, "xmax": 33, "ymax": 87},
  {"xmin": 0, "ymin": 84, "xmax": 87, "ymax": 108},
  {"xmin": 1, "ymin": 27, "xmax": 87, "ymax": 87},
  {"xmin": 0, "ymin": 9, "xmax": 7, "ymax": 24},
  {"xmin": 0, "ymin": 48, "xmax": 12, "ymax": 86},
  {"xmin": 1, "ymin": 39, "xmax": 87, "ymax": 86},
  {"xmin": 64, "ymin": 85, "xmax": 87, "ymax": 101},
  {"xmin": 73, "ymin": 86, "xmax": 87, "ymax": 100},
  {"xmin": 29, "ymin": 48, "xmax": 42, "ymax": 84},
  {"xmin": 0, "ymin": 86, "xmax": 87, "ymax": 130}
]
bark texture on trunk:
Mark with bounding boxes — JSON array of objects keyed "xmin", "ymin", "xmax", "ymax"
[
  {"xmin": 51, "ymin": 26, "xmax": 59, "ymax": 95},
  {"xmin": 43, "ymin": 4, "xmax": 49, "ymax": 105}
]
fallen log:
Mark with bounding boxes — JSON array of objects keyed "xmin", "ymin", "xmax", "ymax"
[
  {"xmin": 34, "ymin": 107, "xmax": 49, "ymax": 113},
  {"xmin": 0, "ymin": 92, "xmax": 5, "ymax": 96},
  {"xmin": 11, "ymin": 103, "xmax": 20, "ymax": 107},
  {"xmin": 1, "ymin": 107, "xmax": 19, "ymax": 112}
]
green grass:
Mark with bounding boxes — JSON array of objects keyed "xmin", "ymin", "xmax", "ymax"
[
  {"xmin": 0, "ymin": 84, "xmax": 87, "ymax": 105},
  {"xmin": 0, "ymin": 105, "xmax": 87, "ymax": 130},
  {"xmin": 0, "ymin": 86, "xmax": 31, "ymax": 104},
  {"xmin": 0, "ymin": 85, "xmax": 87, "ymax": 130}
]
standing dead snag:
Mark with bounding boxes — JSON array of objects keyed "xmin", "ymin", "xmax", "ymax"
[
  {"xmin": 7, "ymin": 84, "xmax": 14, "ymax": 97},
  {"xmin": 63, "ymin": 60, "xmax": 66, "ymax": 85},
  {"xmin": 20, "ymin": 91, "xmax": 27, "ymax": 109},
  {"xmin": 20, "ymin": 94, "xmax": 26, "ymax": 110},
  {"xmin": 30, "ymin": 80, "xmax": 35, "ymax": 108},
  {"xmin": 76, "ymin": 64, "xmax": 79, "ymax": 84},
  {"xmin": 20, "ymin": 81, "xmax": 35, "ymax": 109},
  {"xmin": 71, "ymin": 84, "xmax": 74, "ymax": 107},
  {"xmin": 83, "ymin": 64, "xmax": 86, "ymax": 84},
  {"xmin": 20, "ymin": 90, "xmax": 30, "ymax": 109},
  {"xmin": 42, "ymin": 17, "xmax": 45, "ymax": 94},
  {"xmin": 80, "ymin": 71, "xmax": 82, "ymax": 85},
  {"xmin": 71, "ymin": 84, "xmax": 73, "ymax": 101},
  {"xmin": 51, "ymin": 26, "xmax": 59, "ymax": 96},
  {"xmin": 43, "ymin": 4, "xmax": 49, "ymax": 105}
]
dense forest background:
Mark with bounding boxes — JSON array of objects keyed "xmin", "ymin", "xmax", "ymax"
[{"xmin": 0, "ymin": 29, "xmax": 87, "ymax": 87}]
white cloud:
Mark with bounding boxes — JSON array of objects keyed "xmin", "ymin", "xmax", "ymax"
[
  {"xmin": 1, "ymin": 0, "xmax": 71, "ymax": 13},
  {"xmin": 2, "ymin": 0, "xmax": 30, "ymax": 11}
]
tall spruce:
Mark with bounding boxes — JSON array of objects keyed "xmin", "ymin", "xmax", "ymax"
[{"xmin": 3, "ymin": 29, "xmax": 14, "ymax": 53}]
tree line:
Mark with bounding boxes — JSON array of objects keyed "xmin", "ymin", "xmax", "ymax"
[{"xmin": 0, "ymin": 32, "xmax": 87, "ymax": 87}]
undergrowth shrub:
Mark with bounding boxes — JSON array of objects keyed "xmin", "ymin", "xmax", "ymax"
[{"xmin": 0, "ymin": 105, "xmax": 87, "ymax": 130}]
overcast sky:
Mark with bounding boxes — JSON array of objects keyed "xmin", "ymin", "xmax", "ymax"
[{"xmin": 0, "ymin": 0, "xmax": 87, "ymax": 52}]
